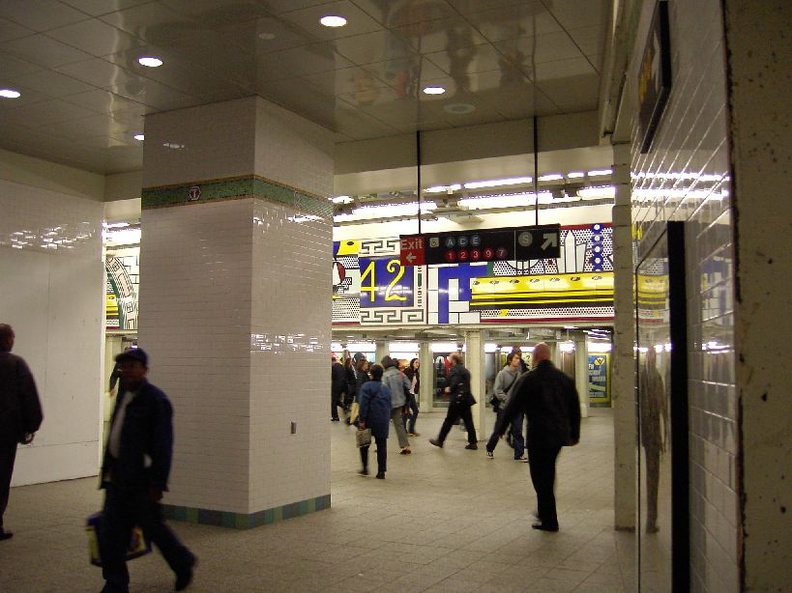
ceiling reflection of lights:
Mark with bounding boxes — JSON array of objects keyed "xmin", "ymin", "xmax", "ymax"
[
  {"xmin": 288, "ymin": 214, "xmax": 322, "ymax": 223},
  {"xmin": 422, "ymin": 86, "xmax": 446, "ymax": 95},
  {"xmin": 320, "ymin": 15, "xmax": 347, "ymax": 27},
  {"xmin": 588, "ymin": 169, "xmax": 612, "ymax": 177},
  {"xmin": 464, "ymin": 176, "xmax": 533, "ymax": 190},
  {"xmin": 137, "ymin": 56, "xmax": 163, "ymax": 68},
  {"xmin": 0, "ymin": 88, "xmax": 21, "ymax": 99},
  {"xmin": 458, "ymin": 192, "xmax": 552, "ymax": 210},
  {"xmin": 577, "ymin": 186, "xmax": 616, "ymax": 199},
  {"xmin": 444, "ymin": 103, "xmax": 475, "ymax": 114},
  {"xmin": 133, "ymin": 133, "xmax": 144, "ymax": 141},
  {"xmin": 340, "ymin": 201, "xmax": 437, "ymax": 221}
]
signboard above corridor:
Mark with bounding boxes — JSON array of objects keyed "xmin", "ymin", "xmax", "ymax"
[{"xmin": 400, "ymin": 225, "xmax": 561, "ymax": 267}]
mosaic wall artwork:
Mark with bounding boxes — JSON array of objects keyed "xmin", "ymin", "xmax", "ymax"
[{"xmin": 332, "ymin": 223, "xmax": 614, "ymax": 326}]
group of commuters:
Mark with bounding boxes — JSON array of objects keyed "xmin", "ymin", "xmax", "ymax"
[{"xmin": 1, "ymin": 323, "xmax": 195, "ymax": 593}]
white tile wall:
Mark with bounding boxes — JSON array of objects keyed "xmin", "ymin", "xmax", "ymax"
[
  {"xmin": 0, "ymin": 180, "xmax": 104, "ymax": 486},
  {"xmin": 139, "ymin": 197, "xmax": 333, "ymax": 516},
  {"xmin": 249, "ymin": 199, "xmax": 333, "ymax": 510},
  {"xmin": 630, "ymin": 1, "xmax": 738, "ymax": 591}
]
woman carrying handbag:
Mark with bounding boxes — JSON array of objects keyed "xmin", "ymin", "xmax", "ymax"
[{"xmin": 356, "ymin": 364, "xmax": 392, "ymax": 479}]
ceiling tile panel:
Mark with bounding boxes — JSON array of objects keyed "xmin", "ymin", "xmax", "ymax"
[
  {"xmin": 2, "ymin": 97, "xmax": 97, "ymax": 128},
  {"xmin": 8, "ymin": 69, "xmax": 94, "ymax": 98},
  {"xmin": 0, "ymin": 17, "xmax": 34, "ymax": 42},
  {"xmin": 45, "ymin": 18, "xmax": 146, "ymax": 56},
  {"xmin": 63, "ymin": 89, "xmax": 146, "ymax": 116},
  {"xmin": 0, "ymin": 0, "xmax": 88, "ymax": 32},
  {"xmin": 1, "ymin": 34, "xmax": 94, "ymax": 68},
  {"xmin": 0, "ymin": 52, "xmax": 45, "ymax": 78}
]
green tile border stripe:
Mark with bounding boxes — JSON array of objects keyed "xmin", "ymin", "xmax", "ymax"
[
  {"xmin": 142, "ymin": 175, "xmax": 332, "ymax": 218},
  {"xmin": 162, "ymin": 493, "xmax": 331, "ymax": 530}
]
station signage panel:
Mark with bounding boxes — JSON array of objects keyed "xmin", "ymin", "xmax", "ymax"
[{"xmin": 400, "ymin": 225, "xmax": 561, "ymax": 266}]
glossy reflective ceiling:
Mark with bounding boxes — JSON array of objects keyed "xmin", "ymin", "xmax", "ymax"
[{"xmin": 0, "ymin": 0, "xmax": 609, "ymax": 175}]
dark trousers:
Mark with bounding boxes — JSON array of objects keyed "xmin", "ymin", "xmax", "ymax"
[
  {"xmin": 402, "ymin": 394, "xmax": 419, "ymax": 433},
  {"xmin": 0, "ymin": 439, "xmax": 18, "ymax": 531},
  {"xmin": 359, "ymin": 435, "xmax": 387, "ymax": 475},
  {"xmin": 331, "ymin": 391, "xmax": 344, "ymax": 420},
  {"xmin": 100, "ymin": 483, "xmax": 193, "ymax": 592},
  {"xmin": 437, "ymin": 402, "xmax": 477, "ymax": 444},
  {"xmin": 511, "ymin": 412, "xmax": 526, "ymax": 458},
  {"xmin": 528, "ymin": 445, "xmax": 562, "ymax": 528}
]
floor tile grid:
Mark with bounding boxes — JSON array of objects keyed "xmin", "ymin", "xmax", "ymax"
[{"xmin": 0, "ymin": 410, "xmax": 634, "ymax": 593}]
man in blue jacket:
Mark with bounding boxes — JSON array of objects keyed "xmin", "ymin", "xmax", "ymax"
[
  {"xmin": 99, "ymin": 348, "xmax": 196, "ymax": 593},
  {"xmin": 500, "ymin": 343, "xmax": 581, "ymax": 532}
]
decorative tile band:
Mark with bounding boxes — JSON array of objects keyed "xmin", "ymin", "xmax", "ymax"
[
  {"xmin": 142, "ymin": 175, "xmax": 332, "ymax": 219},
  {"xmin": 162, "ymin": 494, "xmax": 332, "ymax": 530}
]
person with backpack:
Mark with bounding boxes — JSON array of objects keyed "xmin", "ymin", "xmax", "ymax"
[{"xmin": 484, "ymin": 352, "xmax": 524, "ymax": 459}]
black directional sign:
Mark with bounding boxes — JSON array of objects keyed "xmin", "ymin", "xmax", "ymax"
[{"xmin": 400, "ymin": 225, "xmax": 560, "ymax": 266}]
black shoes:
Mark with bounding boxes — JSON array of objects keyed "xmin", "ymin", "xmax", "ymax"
[
  {"xmin": 465, "ymin": 443, "xmax": 478, "ymax": 450},
  {"xmin": 175, "ymin": 555, "xmax": 197, "ymax": 591},
  {"xmin": 375, "ymin": 473, "xmax": 385, "ymax": 479},
  {"xmin": 0, "ymin": 529, "xmax": 13, "ymax": 541},
  {"xmin": 358, "ymin": 468, "xmax": 369, "ymax": 476},
  {"xmin": 429, "ymin": 438, "xmax": 443, "ymax": 448},
  {"xmin": 531, "ymin": 522, "xmax": 559, "ymax": 532}
]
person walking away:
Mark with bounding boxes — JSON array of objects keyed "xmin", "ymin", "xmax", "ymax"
[
  {"xmin": 343, "ymin": 356, "xmax": 357, "ymax": 411},
  {"xmin": 429, "ymin": 353, "xmax": 478, "ymax": 449},
  {"xmin": 330, "ymin": 355, "xmax": 346, "ymax": 421},
  {"xmin": 381, "ymin": 356, "xmax": 412, "ymax": 454},
  {"xmin": 357, "ymin": 364, "xmax": 392, "ymax": 479},
  {"xmin": 99, "ymin": 348, "xmax": 196, "ymax": 592},
  {"xmin": 485, "ymin": 352, "xmax": 523, "ymax": 459},
  {"xmin": 403, "ymin": 358, "xmax": 420, "ymax": 436},
  {"xmin": 500, "ymin": 343, "xmax": 580, "ymax": 532},
  {"xmin": 0, "ymin": 324, "xmax": 44, "ymax": 541}
]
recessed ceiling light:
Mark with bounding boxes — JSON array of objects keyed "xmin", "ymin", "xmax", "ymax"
[
  {"xmin": 423, "ymin": 86, "xmax": 446, "ymax": 95},
  {"xmin": 320, "ymin": 15, "xmax": 347, "ymax": 27},
  {"xmin": 133, "ymin": 133, "xmax": 145, "ymax": 142},
  {"xmin": 0, "ymin": 88, "xmax": 21, "ymax": 99},
  {"xmin": 137, "ymin": 56, "xmax": 163, "ymax": 68}
]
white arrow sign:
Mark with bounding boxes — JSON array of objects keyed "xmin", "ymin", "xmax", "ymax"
[
  {"xmin": 541, "ymin": 233, "xmax": 558, "ymax": 250},
  {"xmin": 406, "ymin": 252, "xmax": 417, "ymax": 263}
]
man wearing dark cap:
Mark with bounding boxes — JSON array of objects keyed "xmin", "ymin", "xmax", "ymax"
[
  {"xmin": 99, "ymin": 348, "xmax": 196, "ymax": 593},
  {"xmin": 0, "ymin": 323, "xmax": 43, "ymax": 541}
]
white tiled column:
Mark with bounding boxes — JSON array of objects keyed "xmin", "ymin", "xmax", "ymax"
[{"xmin": 139, "ymin": 98, "xmax": 334, "ymax": 527}]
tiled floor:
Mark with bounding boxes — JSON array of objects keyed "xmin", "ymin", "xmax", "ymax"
[{"xmin": 1, "ymin": 409, "xmax": 635, "ymax": 592}]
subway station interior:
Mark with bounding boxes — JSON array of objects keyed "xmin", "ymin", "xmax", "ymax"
[{"xmin": 1, "ymin": 1, "xmax": 791, "ymax": 591}]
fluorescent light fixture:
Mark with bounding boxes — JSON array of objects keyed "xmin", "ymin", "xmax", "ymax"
[
  {"xmin": 138, "ymin": 56, "xmax": 163, "ymax": 68},
  {"xmin": 458, "ymin": 191, "xmax": 553, "ymax": 210},
  {"xmin": 567, "ymin": 171, "xmax": 585, "ymax": 179},
  {"xmin": 484, "ymin": 343, "xmax": 499, "ymax": 353},
  {"xmin": 431, "ymin": 342, "xmax": 460, "ymax": 353},
  {"xmin": 133, "ymin": 133, "xmax": 144, "ymax": 141},
  {"xmin": 577, "ymin": 185, "xmax": 616, "ymax": 199},
  {"xmin": 422, "ymin": 86, "xmax": 446, "ymax": 95},
  {"xmin": 345, "ymin": 342, "xmax": 376, "ymax": 352},
  {"xmin": 538, "ymin": 173, "xmax": 563, "ymax": 182},
  {"xmin": 352, "ymin": 201, "xmax": 436, "ymax": 219},
  {"xmin": 389, "ymin": 342, "xmax": 419, "ymax": 352},
  {"xmin": 332, "ymin": 195, "xmax": 353, "ymax": 204},
  {"xmin": 588, "ymin": 168, "xmax": 612, "ymax": 177},
  {"xmin": 0, "ymin": 88, "xmax": 21, "ymax": 99},
  {"xmin": 425, "ymin": 183, "xmax": 462, "ymax": 193},
  {"xmin": 587, "ymin": 342, "xmax": 612, "ymax": 353},
  {"xmin": 464, "ymin": 176, "xmax": 533, "ymax": 190},
  {"xmin": 559, "ymin": 341, "xmax": 576, "ymax": 353},
  {"xmin": 320, "ymin": 15, "xmax": 347, "ymax": 27}
]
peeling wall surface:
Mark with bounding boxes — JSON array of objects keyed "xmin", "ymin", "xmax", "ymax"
[
  {"xmin": 724, "ymin": 0, "xmax": 792, "ymax": 590},
  {"xmin": 630, "ymin": 0, "xmax": 738, "ymax": 590}
]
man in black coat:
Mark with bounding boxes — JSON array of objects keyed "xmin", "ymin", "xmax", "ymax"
[
  {"xmin": 429, "ymin": 352, "xmax": 478, "ymax": 450},
  {"xmin": 0, "ymin": 323, "xmax": 43, "ymax": 541},
  {"xmin": 99, "ymin": 348, "xmax": 196, "ymax": 592},
  {"xmin": 500, "ymin": 342, "xmax": 581, "ymax": 531}
]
